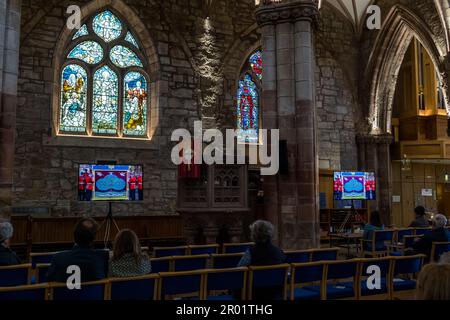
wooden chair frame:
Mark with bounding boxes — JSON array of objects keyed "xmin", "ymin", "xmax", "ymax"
[
  {"xmin": 222, "ymin": 242, "xmax": 254, "ymax": 254},
  {"xmin": 0, "ymin": 283, "xmax": 50, "ymax": 300},
  {"xmin": 430, "ymin": 242, "xmax": 450, "ymax": 262},
  {"xmin": 289, "ymin": 261, "xmax": 326, "ymax": 301},
  {"xmin": 210, "ymin": 253, "xmax": 245, "ymax": 269},
  {"xmin": 153, "ymin": 246, "xmax": 188, "ymax": 258},
  {"xmin": 171, "ymin": 254, "xmax": 210, "ymax": 271},
  {"xmin": 321, "ymin": 259, "xmax": 361, "ymax": 300},
  {"xmin": 188, "ymin": 244, "xmax": 220, "ymax": 255},
  {"xmin": 358, "ymin": 257, "xmax": 393, "ymax": 300},
  {"xmin": 247, "ymin": 264, "xmax": 290, "ymax": 300},
  {"xmin": 0, "ymin": 263, "xmax": 32, "ymax": 285},
  {"xmin": 107, "ymin": 274, "xmax": 160, "ymax": 300},
  {"xmin": 158, "ymin": 270, "xmax": 206, "ymax": 301},
  {"xmin": 203, "ymin": 267, "xmax": 248, "ymax": 300},
  {"xmin": 48, "ymin": 279, "xmax": 109, "ymax": 300},
  {"xmin": 35, "ymin": 263, "xmax": 51, "ymax": 283},
  {"xmin": 150, "ymin": 256, "xmax": 175, "ymax": 273},
  {"xmin": 360, "ymin": 230, "xmax": 395, "ymax": 257},
  {"xmin": 389, "ymin": 254, "xmax": 425, "ymax": 300}
]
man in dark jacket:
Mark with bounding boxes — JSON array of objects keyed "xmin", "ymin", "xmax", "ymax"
[
  {"xmin": 0, "ymin": 220, "xmax": 21, "ymax": 266},
  {"xmin": 413, "ymin": 214, "xmax": 450, "ymax": 261},
  {"xmin": 409, "ymin": 206, "xmax": 430, "ymax": 228},
  {"xmin": 47, "ymin": 217, "xmax": 109, "ymax": 282}
]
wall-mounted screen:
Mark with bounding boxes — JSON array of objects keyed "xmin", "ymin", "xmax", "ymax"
[
  {"xmin": 78, "ymin": 164, "xmax": 143, "ymax": 201},
  {"xmin": 333, "ymin": 172, "xmax": 376, "ymax": 201}
]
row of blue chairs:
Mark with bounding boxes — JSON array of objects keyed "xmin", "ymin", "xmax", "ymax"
[
  {"xmin": 4, "ymin": 248, "xmax": 341, "ymax": 286},
  {"xmin": 0, "ymin": 254, "xmax": 426, "ymax": 300}
]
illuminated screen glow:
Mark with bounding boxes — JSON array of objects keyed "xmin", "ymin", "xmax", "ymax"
[{"xmin": 333, "ymin": 172, "xmax": 376, "ymax": 201}]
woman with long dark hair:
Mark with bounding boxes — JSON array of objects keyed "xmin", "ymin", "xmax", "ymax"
[
  {"xmin": 363, "ymin": 211, "xmax": 385, "ymax": 251},
  {"xmin": 109, "ymin": 229, "xmax": 151, "ymax": 277}
]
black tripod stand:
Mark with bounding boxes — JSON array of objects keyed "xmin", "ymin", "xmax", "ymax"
[{"xmin": 98, "ymin": 202, "xmax": 120, "ymax": 248}]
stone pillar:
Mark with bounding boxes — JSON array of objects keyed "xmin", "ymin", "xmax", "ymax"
[
  {"xmin": 357, "ymin": 134, "xmax": 394, "ymax": 226},
  {"xmin": 0, "ymin": 0, "xmax": 21, "ymax": 217},
  {"xmin": 256, "ymin": 0, "xmax": 320, "ymax": 249}
]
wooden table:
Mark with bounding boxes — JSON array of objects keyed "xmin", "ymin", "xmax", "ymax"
[{"xmin": 330, "ymin": 233, "xmax": 364, "ymax": 258}]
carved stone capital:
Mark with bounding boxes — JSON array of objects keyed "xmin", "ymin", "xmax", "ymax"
[{"xmin": 255, "ymin": 0, "xmax": 319, "ymax": 26}]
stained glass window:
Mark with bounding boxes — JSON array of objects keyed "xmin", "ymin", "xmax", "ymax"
[
  {"xmin": 59, "ymin": 10, "xmax": 149, "ymax": 138},
  {"xmin": 60, "ymin": 64, "xmax": 87, "ymax": 132},
  {"xmin": 93, "ymin": 66, "xmax": 118, "ymax": 134},
  {"xmin": 237, "ymin": 74, "xmax": 259, "ymax": 144},
  {"xmin": 110, "ymin": 45, "xmax": 143, "ymax": 68},
  {"xmin": 93, "ymin": 10, "xmax": 122, "ymax": 42},
  {"xmin": 123, "ymin": 72, "xmax": 147, "ymax": 136},
  {"xmin": 249, "ymin": 50, "xmax": 262, "ymax": 80},
  {"xmin": 68, "ymin": 41, "xmax": 103, "ymax": 64},
  {"xmin": 125, "ymin": 32, "xmax": 139, "ymax": 48},
  {"xmin": 72, "ymin": 24, "xmax": 89, "ymax": 40}
]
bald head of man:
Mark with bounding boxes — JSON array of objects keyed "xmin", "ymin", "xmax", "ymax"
[{"xmin": 73, "ymin": 218, "xmax": 98, "ymax": 247}]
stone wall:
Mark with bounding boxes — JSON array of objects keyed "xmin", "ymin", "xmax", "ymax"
[
  {"xmin": 315, "ymin": 4, "xmax": 359, "ymax": 171},
  {"xmin": 13, "ymin": 0, "xmax": 258, "ymax": 217}
]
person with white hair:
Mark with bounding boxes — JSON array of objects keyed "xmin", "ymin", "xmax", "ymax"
[
  {"xmin": 0, "ymin": 220, "xmax": 21, "ymax": 266},
  {"xmin": 412, "ymin": 214, "xmax": 450, "ymax": 261}
]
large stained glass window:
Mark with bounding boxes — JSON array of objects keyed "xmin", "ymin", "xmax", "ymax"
[
  {"xmin": 60, "ymin": 10, "xmax": 149, "ymax": 137},
  {"xmin": 124, "ymin": 72, "xmax": 147, "ymax": 136},
  {"xmin": 93, "ymin": 66, "xmax": 118, "ymax": 134},
  {"xmin": 236, "ymin": 49, "xmax": 262, "ymax": 144},
  {"xmin": 60, "ymin": 64, "xmax": 87, "ymax": 132}
]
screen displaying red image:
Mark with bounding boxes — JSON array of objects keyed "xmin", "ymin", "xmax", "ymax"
[
  {"xmin": 78, "ymin": 164, "xmax": 143, "ymax": 201},
  {"xmin": 333, "ymin": 172, "xmax": 376, "ymax": 201}
]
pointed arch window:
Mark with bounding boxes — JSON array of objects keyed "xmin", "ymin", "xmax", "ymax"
[
  {"xmin": 59, "ymin": 9, "xmax": 149, "ymax": 137},
  {"xmin": 237, "ymin": 49, "xmax": 262, "ymax": 144}
]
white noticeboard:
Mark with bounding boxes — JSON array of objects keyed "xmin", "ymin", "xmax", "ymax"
[
  {"xmin": 421, "ymin": 189, "xmax": 433, "ymax": 197},
  {"xmin": 392, "ymin": 195, "xmax": 401, "ymax": 203}
]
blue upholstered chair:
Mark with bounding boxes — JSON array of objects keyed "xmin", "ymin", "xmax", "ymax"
[
  {"xmin": 311, "ymin": 248, "xmax": 340, "ymax": 262},
  {"xmin": 30, "ymin": 252, "xmax": 58, "ymax": 269},
  {"xmin": 0, "ymin": 284, "xmax": 49, "ymax": 300},
  {"xmin": 189, "ymin": 244, "xmax": 219, "ymax": 255},
  {"xmin": 431, "ymin": 242, "xmax": 450, "ymax": 262},
  {"xmin": 321, "ymin": 260, "xmax": 360, "ymax": 300},
  {"xmin": 359, "ymin": 257, "xmax": 392, "ymax": 300},
  {"xmin": 247, "ymin": 264, "xmax": 290, "ymax": 300},
  {"xmin": 289, "ymin": 262, "xmax": 325, "ymax": 300},
  {"xmin": 158, "ymin": 270, "xmax": 204, "ymax": 300},
  {"xmin": 109, "ymin": 274, "xmax": 159, "ymax": 300},
  {"xmin": 153, "ymin": 246, "xmax": 188, "ymax": 258},
  {"xmin": 223, "ymin": 242, "xmax": 254, "ymax": 254},
  {"xmin": 211, "ymin": 253, "xmax": 244, "ymax": 269},
  {"xmin": 396, "ymin": 229, "xmax": 414, "ymax": 243},
  {"xmin": 0, "ymin": 264, "xmax": 31, "ymax": 286},
  {"xmin": 35, "ymin": 263, "xmax": 50, "ymax": 284},
  {"xmin": 390, "ymin": 255, "xmax": 425, "ymax": 300},
  {"xmin": 204, "ymin": 267, "xmax": 247, "ymax": 300},
  {"xmin": 49, "ymin": 280, "xmax": 108, "ymax": 300},
  {"xmin": 150, "ymin": 257, "xmax": 172, "ymax": 273},
  {"xmin": 414, "ymin": 228, "xmax": 432, "ymax": 236},
  {"xmin": 284, "ymin": 250, "xmax": 311, "ymax": 264},
  {"xmin": 172, "ymin": 254, "xmax": 209, "ymax": 272},
  {"xmin": 360, "ymin": 230, "xmax": 395, "ymax": 257}
]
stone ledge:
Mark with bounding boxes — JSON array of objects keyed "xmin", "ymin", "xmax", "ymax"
[{"xmin": 42, "ymin": 135, "xmax": 159, "ymax": 150}]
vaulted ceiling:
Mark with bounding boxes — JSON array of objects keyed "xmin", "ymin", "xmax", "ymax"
[{"xmin": 319, "ymin": 0, "xmax": 376, "ymax": 32}]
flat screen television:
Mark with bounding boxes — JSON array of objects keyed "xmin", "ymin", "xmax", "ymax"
[
  {"xmin": 78, "ymin": 164, "xmax": 143, "ymax": 201},
  {"xmin": 333, "ymin": 172, "xmax": 376, "ymax": 201}
]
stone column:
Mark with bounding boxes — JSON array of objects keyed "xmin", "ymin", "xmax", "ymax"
[
  {"xmin": 256, "ymin": 0, "xmax": 320, "ymax": 249},
  {"xmin": 0, "ymin": 0, "xmax": 21, "ymax": 217},
  {"xmin": 357, "ymin": 134, "xmax": 394, "ymax": 226}
]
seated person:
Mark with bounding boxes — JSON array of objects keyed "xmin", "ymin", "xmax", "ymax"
[
  {"xmin": 416, "ymin": 263, "xmax": 450, "ymax": 300},
  {"xmin": 0, "ymin": 220, "xmax": 21, "ymax": 266},
  {"xmin": 109, "ymin": 229, "xmax": 151, "ymax": 277},
  {"xmin": 409, "ymin": 206, "xmax": 430, "ymax": 228},
  {"xmin": 412, "ymin": 214, "xmax": 450, "ymax": 261},
  {"xmin": 238, "ymin": 220, "xmax": 286, "ymax": 300},
  {"xmin": 47, "ymin": 218, "xmax": 109, "ymax": 282},
  {"xmin": 363, "ymin": 211, "xmax": 385, "ymax": 251}
]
